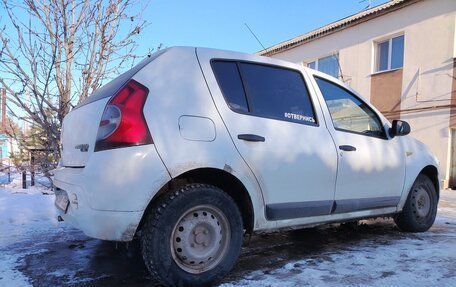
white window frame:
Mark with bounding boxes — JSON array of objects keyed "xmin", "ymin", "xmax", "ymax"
[{"xmin": 375, "ymin": 34, "xmax": 404, "ymax": 73}]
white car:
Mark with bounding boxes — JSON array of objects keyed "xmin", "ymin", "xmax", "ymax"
[{"xmin": 54, "ymin": 47, "xmax": 440, "ymax": 286}]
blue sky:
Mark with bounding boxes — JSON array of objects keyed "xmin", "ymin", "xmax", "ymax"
[
  {"xmin": 0, "ymin": 0, "xmax": 390, "ymax": 120},
  {"xmin": 137, "ymin": 0, "xmax": 390, "ymax": 55}
]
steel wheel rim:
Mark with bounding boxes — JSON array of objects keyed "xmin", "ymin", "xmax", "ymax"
[
  {"xmin": 414, "ymin": 186, "xmax": 431, "ymax": 218},
  {"xmin": 170, "ymin": 205, "xmax": 231, "ymax": 274}
]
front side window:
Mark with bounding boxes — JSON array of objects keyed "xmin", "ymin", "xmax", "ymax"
[
  {"xmin": 315, "ymin": 77, "xmax": 385, "ymax": 138},
  {"xmin": 240, "ymin": 63, "xmax": 316, "ymax": 125},
  {"xmin": 376, "ymin": 35, "xmax": 404, "ymax": 72},
  {"xmin": 306, "ymin": 54, "xmax": 339, "ymax": 78}
]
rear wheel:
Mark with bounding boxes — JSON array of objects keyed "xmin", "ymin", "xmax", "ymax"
[
  {"xmin": 394, "ymin": 174, "xmax": 438, "ymax": 232},
  {"xmin": 141, "ymin": 184, "xmax": 243, "ymax": 286}
]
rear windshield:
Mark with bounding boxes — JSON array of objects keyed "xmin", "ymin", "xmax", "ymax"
[{"xmin": 74, "ymin": 49, "xmax": 166, "ymax": 109}]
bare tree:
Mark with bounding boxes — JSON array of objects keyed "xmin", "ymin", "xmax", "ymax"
[{"xmin": 0, "ymin": 0, "xmax": 148, "ymax": 171}]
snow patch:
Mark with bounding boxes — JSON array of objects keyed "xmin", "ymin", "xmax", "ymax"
[
  {"xmin": 2, "ymin": 173, "xmax": 52, "ymax": 195},
  {"xmin": 0, "ymin": 252, "xmax": 31, "ymax": 287}
]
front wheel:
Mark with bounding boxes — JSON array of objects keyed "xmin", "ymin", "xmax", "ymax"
[
  {"xmin": 141, "ymin": 184, "xmax": 243, "ymax": 286},
  {"xmin": 394, "ymin": 174, "xmax": 438, "ymax": 232}
]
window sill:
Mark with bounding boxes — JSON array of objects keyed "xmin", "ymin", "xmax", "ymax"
[{"xmin": 370, "ymin": 67, "xmax": 403, "ymax": 76}]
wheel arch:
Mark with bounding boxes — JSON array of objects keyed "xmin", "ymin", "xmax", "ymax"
[
  {"xmin": 419, "ymin": 165, "xmax": 440, "ymax": 198},
  {"xmin": 394, "ymin": 165, "xmax": 439, "ymax": 232},
  {"xmin": 398, "ymin": 164, "xmax": 440, "ymax": 211},
  {"xmin": 137, "ymin": 167, "xmax": 255, "ymax": 236}
]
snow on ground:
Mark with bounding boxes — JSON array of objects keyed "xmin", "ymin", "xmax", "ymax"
[
  {"xmin": 0, "ymin": 173, "xmax": 56, "ymax": 286},
  {"xmin": 0, "ymin": 172, "xmax": 455, "ymax": 286},
  {"xmin": 222, "ymin": 224, "xmax": 456, "ymax": 286},
  {"xmin": 220, "ymin": 191, "xmax": 456, "ymax": 287}
]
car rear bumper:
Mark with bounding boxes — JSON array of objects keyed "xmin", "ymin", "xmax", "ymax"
[
  {"xmin": 54, "ymin": 183, "xmax": 142, "ymax": 241},
  {"xmin": 53, "ymin": 145, "xmax": 171, "ymax": 241}
]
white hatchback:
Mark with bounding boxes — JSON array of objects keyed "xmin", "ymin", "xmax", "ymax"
[{"xmin": 54, "ymin": 47, "xmax": 440, "ymax": 286}]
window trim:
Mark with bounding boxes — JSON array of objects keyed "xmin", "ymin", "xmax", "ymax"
[
  {"xmin": 211, "ymin": 59, "xmax": 320, "ymax": 127},
  {"xmin": 370, "ymin": 67, "xmax": 403, "ymax": 76},
  {"xmin": 374, "ymin": 34, "xmax": 404, "ymax": 73},
  {"xmin": 236, "ymin": 61, "xmax": 254, "ymax": 114},
  {"xmin": 314, "ymin": 76, "xmax": 388, "ymax": 140}
]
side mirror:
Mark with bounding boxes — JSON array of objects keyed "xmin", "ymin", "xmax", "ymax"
[{"xmin": 389, "ymin": 120, "xmax": 411, "ymax": 138}]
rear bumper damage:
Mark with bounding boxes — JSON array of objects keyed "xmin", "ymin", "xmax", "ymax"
[
  {"xmin": 53, "ymin": 145, "xmax": 171, "ymax": 241},
  {"xmin": 53, "ymin": 179, "xmax": 143, "ymax": 241}
]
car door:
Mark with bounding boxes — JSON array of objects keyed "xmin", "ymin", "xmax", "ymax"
[
  {"xmin": 197, "ymin": 51, "xmax": 338, "ymax": 221},
  {"xmin": 311, "ymin": 74, "xmax": 405, "ymax": 214}
]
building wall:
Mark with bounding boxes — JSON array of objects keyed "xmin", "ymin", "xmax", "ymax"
[
  {"xmin": 370, "ymin": 69, "xmax": 403, "ymax": 120},
  {"xmin": 400, "ymin": 3, "xmax": 455, "ymax": 186},
  {"xmin": 269, "ymin": 0, "xmax": 456, "ymax": 184}
]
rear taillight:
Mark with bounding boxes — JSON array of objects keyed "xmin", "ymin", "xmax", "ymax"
[{"xmin": 94, "ymin": 79, "xmax": 153, "ymax": 152}]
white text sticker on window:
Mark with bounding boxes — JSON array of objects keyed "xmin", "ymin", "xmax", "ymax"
[{"xmin": 284, "ymin": 112, "xmax": 315, "ymax": 123}]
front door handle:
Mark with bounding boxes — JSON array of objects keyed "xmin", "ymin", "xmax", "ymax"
[
  {"xmin": 238, "ymin": 134, "xmax": 265, "ymax": 142},
  {"xmin": 339, "ymin": 145, "xmax": 356, "ymax": 151}
]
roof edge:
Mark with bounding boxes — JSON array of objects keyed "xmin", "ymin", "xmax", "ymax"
[{"xmin": 258, "ymin": 0, "xmax": 422, "ymax": 56}]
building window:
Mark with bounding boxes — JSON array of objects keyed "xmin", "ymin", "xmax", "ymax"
[
  {"xmin": 376, "ymin": 35, "xmax": 404, "ymax": 72},
  {"xmin": 308, "ymin": 61, "xmax": 316, "ymax": 70},
  {"xmin": 307, "ymin": 54, "xmax": 339, "ymax": 78}
]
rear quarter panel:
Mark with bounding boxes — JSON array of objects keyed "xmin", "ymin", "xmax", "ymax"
[{"xmin": 133, "ymin": 47, "xmax": 267, "ymax": 229}]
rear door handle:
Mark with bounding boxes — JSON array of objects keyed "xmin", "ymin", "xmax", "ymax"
[
  {"xmin": 238, "ymin": 134, "xmax": 265, "ymax": 142},
  {"xmin": 339, "ymin": 145, "xmax": 356, "ymax": 151}
]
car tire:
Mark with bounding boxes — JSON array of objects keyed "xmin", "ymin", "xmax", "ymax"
[
  {"xmin": 394, "ymin": 174, "xmax": 438, "ymax": 232},
  {"xmin": 141, "ymin": 184, "xmax": 243, "ymax": 287}
]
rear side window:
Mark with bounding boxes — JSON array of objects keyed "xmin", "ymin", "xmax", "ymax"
[
  {"xmin": 211, "ymin": 60, "xmax": 317, "ymax": 125},
  {"xmin": 240, "ymin": 63, "xmax": 316, "ymax": 125},
  {"xmin": 211, "ymin": 62, "xmax": 249, "ymax": 113}
]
